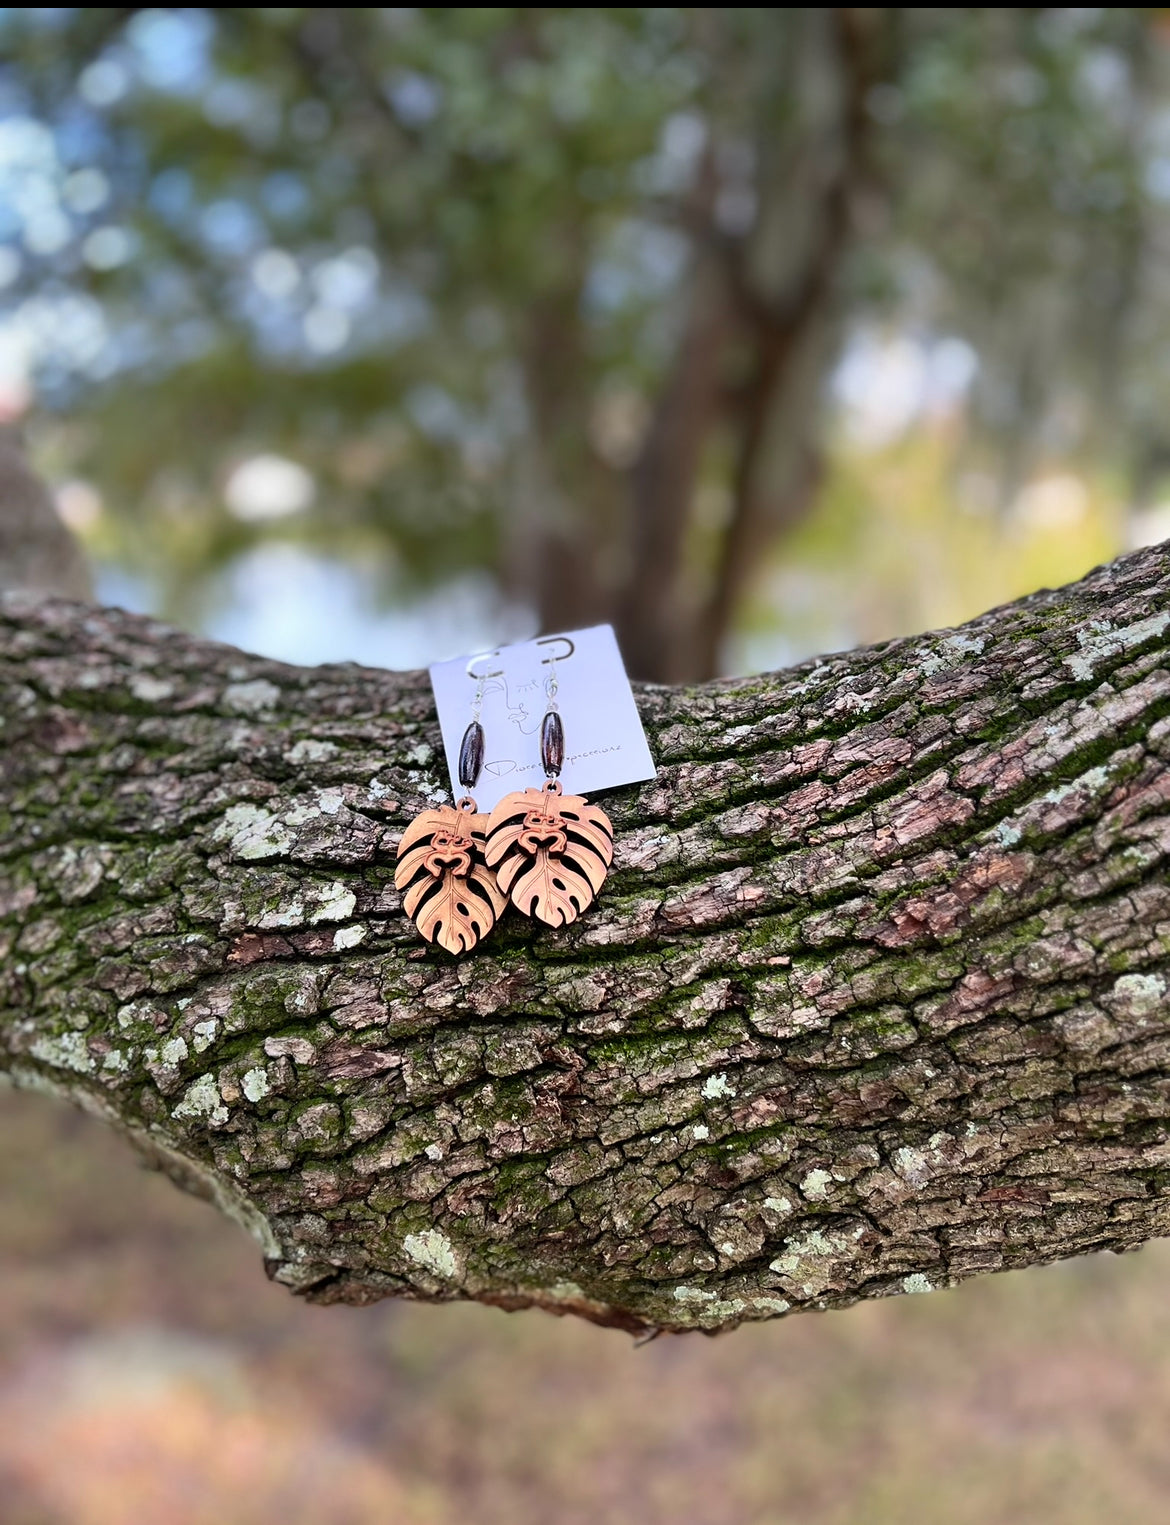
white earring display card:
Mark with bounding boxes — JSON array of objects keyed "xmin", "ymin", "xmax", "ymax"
[{"xmin": 429, "ymin": 624, "xmax": 657, "ymax": 814}]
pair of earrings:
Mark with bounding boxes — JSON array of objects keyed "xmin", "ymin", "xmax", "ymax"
[{"xmin": 394, "ymin": 676, "xmax": 614, "ymax": 955}]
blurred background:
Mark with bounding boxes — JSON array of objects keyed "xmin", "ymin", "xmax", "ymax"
[
  {"xmin": 5, "ymin": 6, "xmax": 1170, "ymax": 1522},
  {"xmin": 5, "ymin": 7, "xmax": 1170, "ymax": 678}
]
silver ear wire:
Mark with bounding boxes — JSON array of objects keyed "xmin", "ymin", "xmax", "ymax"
[
  {"xmin": 537, "ymin": 634, "xmax": 575, "ymax": 664},
  {"xmin": 466, "ymin": 650, "xmax": 504, "ymax": 682}
]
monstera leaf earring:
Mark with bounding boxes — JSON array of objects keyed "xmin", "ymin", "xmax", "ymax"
[
  {"xmin": 395, "ymin": 675, "xmax": 505, "ymax": 956},
  {"xmin": 485, "ymin": 659, "xmax": 613, "ymax": 928}
]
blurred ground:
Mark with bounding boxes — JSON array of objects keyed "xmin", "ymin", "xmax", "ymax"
[{"xmin": 3, "ymin": 1085, "xmax": 1170, "ymax": 1525}]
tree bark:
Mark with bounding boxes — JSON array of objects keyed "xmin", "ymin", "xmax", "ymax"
[{"xmin": 4, "ymin": 545, "xmax": 1170, "ymax": 1335}]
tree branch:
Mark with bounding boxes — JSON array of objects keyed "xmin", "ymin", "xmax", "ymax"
[{"xmin": 4, "ymin": 545, "xmax": 1170, "ymax": 1334}]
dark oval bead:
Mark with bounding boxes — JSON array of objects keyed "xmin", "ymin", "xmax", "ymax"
[
  {"xmin": 540, "ymin": 709, "xmax": 564, "ymax": 778},
  {"xmin": 458, "ymin": 720, "xmax": 485, "ymax": 789}
]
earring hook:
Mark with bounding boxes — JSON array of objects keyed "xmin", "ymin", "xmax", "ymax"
[
  {"xmin": 466, "ymin": 651, "xmax": 504, "ymax": 681},
  {"xmin": 537, "ymin": 635, "xmax": 575, "ymax": 664}
]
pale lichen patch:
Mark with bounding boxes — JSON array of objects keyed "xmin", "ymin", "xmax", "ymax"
[
  {"xmin": 406, "ymin": 762, "xmax": 450, "ymax": 804},
  {"xmin": 287, "ymin": 738, "xmax": 339, "ymax": 765},
  {"xmin": 947, "ymin": 632, "xmax": 985, "ymax": 657},
  {"xmin": 222, "ymin": 678, "xmax": 281, "ymax": 714},
  {"xmin": 257, "ymin": 899, "xmax": 305, "ymax": 929},
  {"xmin": 130, "ymin": 674, "xmax": 174, "ymax": 703},
  {"xmin": 751, "ymin": 1296, "xmax": 791, "ymax": 1316},
  {"xmin": 902, "ymin": 1272, "xmax": 934, "ymax": 1295},
  {"xmin": 192, "ymin": 1019, "xmax": 218, "ymax": 1053},
  {"xmin": 892, "ymin": 1144, "xmax": 930, "ymax": 1187},
  {"xmin": 403, "ymin": 1228, "xmax": 460, "ymax": 1280},
  {"xmin": 769, "ymin": 1223, "xmax": 867, "ymax": 1297},
  {"xmin": 1064, "ymin": 612, "xmax": 1170, "ymax": 681},
  {"xmin": 546, "ymin": 1281, "xmax": 585, "ymax": 1301},
  {"xmin": 673, "ymin": 1285, "xmax": 717, "ymax": 1302},
  {"xmin": 800, "ymin": 1167, "xmax": 833, "ymax": 1202},
  {"xmin": 213, "ymin": 804, "xmax": 293, "ymax": 861},
  {"xmin": 31, "ymin": 1030, "xmax": 93, "ymax": 1074},
  {"xmin": 173, "ymin": 1073, "xmax": 228, "ymax": 1125},
  {"xmin": 671, "ymin": 1284, "xmax": 791, "ymax": 1325},
  {"xmin": 333, "ymin": 923, "xmax": 367, "ymax": 951},
  {"xmin": 918, "ymin": 631, "xmax": 985, "ymax": 677},
  {"xmin": 701, "ymin": 1072, "xmax": 736, "ymax": 1100},
  {"xmin": 1043, "ymin": 765, "xmax": 1109, "ymax": 805},
  {"xmin": 160, "ymin": 1036, "xmax": 188, "ymax": 1065},
  {"xmin": 242, "ymin": 1066, "xmax": 270, "ymax": 1102},
  {"xmin": 309, "ymin": 882, "xmax": 357, "ymax": 923},
  {"xmin": 1111, "ymin": 971, "xmax": 1166, "ymax": 1016}
]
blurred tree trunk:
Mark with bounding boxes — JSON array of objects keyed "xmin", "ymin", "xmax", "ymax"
[
  {"xmin": 0, "ymin": 426, "xmax": 92, "ymax": 603},
  {"xmin": 517, "ymin": 265, "xmax": 627, "ymax": 637},
  {"xmin": 616, "ymin": 8, "xmax": 895, "ymax": 681},
  {"xmin": 4, "ymin": 545, "xmax": 1170, "ymax": 1334},
  {"xmin": 502, "ymin": 8, "xmax": 896, "ymax": 682}
]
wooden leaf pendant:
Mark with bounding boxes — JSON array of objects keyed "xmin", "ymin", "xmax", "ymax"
[
  {"xmin": 395, "ymin": 800, "xmax": 506, "ymax": 955},
  {"xmin": 485, "ymin": 781, "xmax": 613, "ymax": 928}
]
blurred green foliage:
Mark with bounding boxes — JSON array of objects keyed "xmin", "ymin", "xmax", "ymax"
[{"xmin": 0, "ymin": 8, "xmax": 1167, "ymax": 668}]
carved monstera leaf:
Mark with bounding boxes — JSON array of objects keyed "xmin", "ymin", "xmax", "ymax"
[
  {"xmin": 402, "ymin": 861, "xmax": 505, "ymax": 955},
  {"xmin": 394, "ymin": 806, "xmax": 505, "ymax": 955},
  {"xmin": 485, "ymin": 787, "xmax": 613, "ymax": 927}
]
